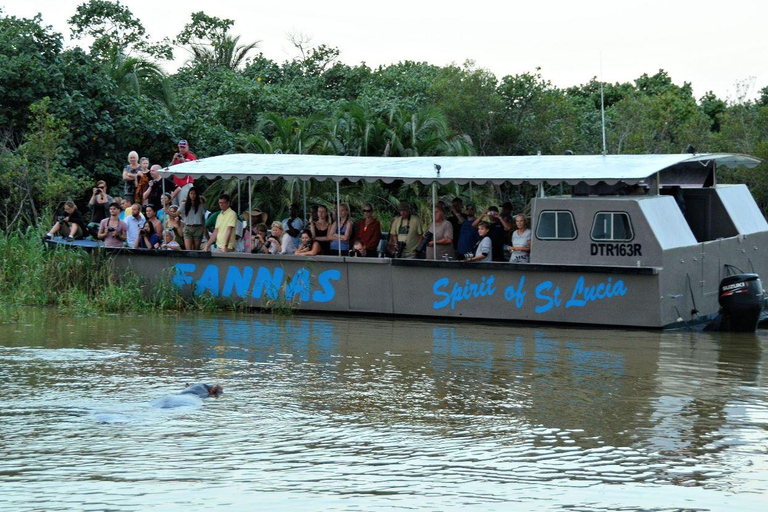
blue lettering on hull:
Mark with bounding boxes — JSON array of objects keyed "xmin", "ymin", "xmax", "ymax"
[{"xmin": 173, "ymin": 263, "xmax": 340, "ymax": 303}]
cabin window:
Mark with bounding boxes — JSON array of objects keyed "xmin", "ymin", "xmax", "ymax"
[
  {"xmin": 536, "ymin": 211, "xmax": 577, "ymax": 240},
  {"xmin": 591, "ymin": 212, "xmax": 633, "ymax": 241}
]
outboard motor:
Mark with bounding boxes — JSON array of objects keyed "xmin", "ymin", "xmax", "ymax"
[{"xmin": 716, "ymin": 274, "xmax": 764, "ymax": 332}]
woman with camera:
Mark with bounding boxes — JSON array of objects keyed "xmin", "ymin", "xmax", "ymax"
[
  {"xmin": 44, "ymin": 201, "xmax": 87, "ymax": 242},
  {"xmin": 97, "ymin": 202, "xmax": 128, "ymax": 248},
  {"xmin": 295, "ymin": 229, "xmax": 323, "ymax": 256},
  {"xmin": 136, "ymin": 205, "xmax": 163, "ymax": 249},
  {"xmin": 267, "ymin": 222, "xmax": 297, "ymax": 255}
]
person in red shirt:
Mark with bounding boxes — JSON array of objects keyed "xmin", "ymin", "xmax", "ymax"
[
  {"xmin": 170, "ymin": 139, "xmax": 197, "ymax": 206},
  {"xmin": 354, "ymin": 203, "xmax": 382, "ymax": 257}
]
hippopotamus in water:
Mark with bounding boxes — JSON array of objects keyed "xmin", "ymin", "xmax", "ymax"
[
  {"xmin": 151, "ymin": 383, "xmax": 223, "ymax": 409},
  {"xmin": 180, "ymin": 383, "xmax": 223, "ymax": 398}
]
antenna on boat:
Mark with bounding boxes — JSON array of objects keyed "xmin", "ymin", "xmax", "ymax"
[{"xmin": 600, "ymin": 53, "xmax": 607, "ymax": 156}]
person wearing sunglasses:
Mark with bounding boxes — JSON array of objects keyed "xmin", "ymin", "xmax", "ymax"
[{"xmin": 354, "ymin": 203, "xmax": 381, "ymax": 258}]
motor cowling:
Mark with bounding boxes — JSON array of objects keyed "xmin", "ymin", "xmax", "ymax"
[{"xmin": 717, "ymin": 274, "xmax": 764, "ymax": 332}]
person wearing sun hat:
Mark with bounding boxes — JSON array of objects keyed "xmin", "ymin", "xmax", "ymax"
[{"xmin": 169, "ymin": 139, "xmax": 197, "ymax": 206}]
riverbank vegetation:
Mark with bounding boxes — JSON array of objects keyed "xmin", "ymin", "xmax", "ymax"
[{"xmin": 0, "ymin": 229, "xmax": 225, "ymax": 321}]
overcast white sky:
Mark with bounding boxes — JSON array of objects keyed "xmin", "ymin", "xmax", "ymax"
[{"xmin": 4, "ymin": 0, "xmax": 767, "ymax": 102}]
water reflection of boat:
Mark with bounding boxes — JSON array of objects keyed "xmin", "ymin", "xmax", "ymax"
[{"xmin": 52, "ymin": 153, "xmax": 768, "ymax": 329}]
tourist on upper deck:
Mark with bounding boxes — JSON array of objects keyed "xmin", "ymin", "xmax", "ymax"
[
  {"xmin": 122, "ymin": 151, "xmax": 141, "ymax": 201},
  {"xmin": 354, "ymin": 203, "xmax": 381, "ymax": 257},
  {"xmin": 427, "ymin": 204, "xmax": 454, "ymax": 260},
  {"xmin": 267, "ymin": 221, "xmax": 296, "ymax": 255},
  {"xmin": 118, "ymin": 197, "xmax": 133, "ymax": 221},
  {"xmin": 97, "ymin": 202, "xmax": 127, "ymax": 249},
  {"xmin": 281, "ymin": 203, "xmax": 304, "ymax": 247},
  {"xmin": 446, "ymin": 197, "xmax": 465, "ymax": 251},
  {"xmin": 456, "ymin": 203, "xmax": 479, "ymax": 259},
  {"xmin": 137, "ymin": 205, "xmax": 163, "ymax": 249},
  {"xmin": 169, "ymin": 140, "xmax": 196, "ymax": 207},
  {"xmin": 160, "ymin": 229, "xmax": 181, "ymax": 251},
  {"xmin": 134, "ymin": 157, "xmax": 151, "ymax": 205},
  {"xmin": 142, "ymin": 165, "xmax": 177, "ymax": 211},
  {"xmin": 295, "ymin": 229, "xmax": 322, "ymax": 256},
  {"xmin": 328, "ymin": 203, "xmax": 353, "ymax": 256},
  {"xmin": 180, "ymin": 187, "xmax": 205, "ymax": 250},
  {"xmin": 44, "ymin": 201, "xmax": 86, "ymax": 242},
  {"xmin": 472, "ymin": 205, "xmax": 510, "ymax": 261},
  {"xmin": 203, "ymin": 194, "xmax": 238, "ymax": 253},
  {"xmin": 508, "ymin": 214, "xmax": 532, "ymax": 263},
  {"xmin": 463, "ymin": 221, "xmax": 492, "ymax": 263},
  {"xmin": 124, "ymin": 203, "xmax": 145, "ymax": 247},
  {"xmin": 310, "ymin": 204, "xmax": 332, "ymax": 255},
  {"xmin": 87, "ymin": 180, "xmax": 113, "ymax": 238},
  {"xmin": 389, "ymin": 201, "xmax": 424, "ymax": 258},
  {"xmin": 164, "ymin": 204, "xmax": 184, "ymax": 246}
]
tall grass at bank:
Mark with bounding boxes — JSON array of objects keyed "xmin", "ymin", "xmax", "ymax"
[{"xmin": 0, "ymin": 229, "xmax": 222, "ymax": 320}]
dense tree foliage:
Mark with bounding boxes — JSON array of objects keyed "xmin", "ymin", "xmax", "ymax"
[{"xmin": 2, "ymin": 2, "xmax": 768, "ymax": 230}]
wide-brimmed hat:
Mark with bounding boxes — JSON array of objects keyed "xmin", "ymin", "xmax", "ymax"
[{"xmin": 245, "ymin": 210, "xmax": 268, "ymax": 224}]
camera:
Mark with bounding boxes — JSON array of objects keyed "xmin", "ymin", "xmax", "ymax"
[
  {"xmin": 57, "ymin": 215, "xmax": 65, "ymax": 222},
  {"xmin": 348, "ymin": 249, "xmax": 361, "ymax": 257},
  {"xmin": 149, "ymin": 180, "xmax": 156, "ymax": 186},
  {"xmin": 415, "ymin": 231, "xmax": 434, "ymax": 255},
  {"xmin": 108, "ymin": 227, "xmax": 115, "ymax": 232},
  {"xmin": 392, "ymin": 241, "xmax": 407, "ymax": 259}
]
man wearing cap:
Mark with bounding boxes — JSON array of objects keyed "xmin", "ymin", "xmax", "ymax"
[
  {"xmin": 170, "ymin": 139, "xmax": 197, "ymax": 207},
  {"xmin": 388, "ymin": 201, "xmax": 424, "ymax": 258}
]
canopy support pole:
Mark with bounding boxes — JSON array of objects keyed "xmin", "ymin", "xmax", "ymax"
[
  {"xmin": 431, "ymin": 182, "xmax": 437, "ymax": 260},
  {"xmin": 469, "ymin": 182, "xmax": 473, "ymax": 202},
  {"xmin": 303, "ymin": 180, "xmax": 308, "ymax": 224},
  {"xmin": 336, "ymin": 181, "xmax": 341, "ymax": 257},
  {"xmin": 248, "ymin": 177, "xmax": 252, "ymax": 245}
]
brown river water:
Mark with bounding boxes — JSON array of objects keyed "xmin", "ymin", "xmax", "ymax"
[{"xmin": 1, "ymin": 309, "xmax": 767, "ymax": 511}]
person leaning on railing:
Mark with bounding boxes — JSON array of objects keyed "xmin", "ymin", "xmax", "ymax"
[{"xmin": 97, "ymin": 202, "xmax": 127, "ymax": 248}]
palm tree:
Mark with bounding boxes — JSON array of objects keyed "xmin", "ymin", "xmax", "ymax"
[
  {"xmin": 189, "ymin": 34, "xmax": 259, "ymax": 72},
  {"xmin": 383, "ymin": 106, "xmax": 475, "ymax": 157}
]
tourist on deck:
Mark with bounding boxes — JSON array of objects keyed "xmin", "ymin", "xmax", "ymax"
[
  {"xmin": 472, "ymin": 206, "xmax": 511, "ymax": 261},
  {"xmin": 310, "ymin": 204, "xmax": 332, "ymax": 255},
  {"xmin": 122, "ymin": 151, "xmax": 141, "ymax": 201},
  {"xmin": 181, "ymin": 187, "xmax": 205, "ymax": 250},
  {"xmin": 447, "ymin": 197, "xmax": 465, "ymax": 252},
  {"xmin": 124, "ymin": 204, "xmax": 145, "ymax": 247},
  {"xmin": 500, "ymin": 202, "xmax": 515, "ymax": 224},
  {"xmin": 508, "ymin": 214, "xmax": 532, "ymax": 263},
  {"xmin": 142, "ymin": 165, "xmax": 177, "ymax": 211},
  {"xmin": 456, "ymin": 203, "xmax": 479, "ymax": 259},
  {"xmin": 134, "ymin": 157, "xmax": 151, "ymax": 205},
  {"xmin": 388, "ymin": 201, "xmax": 424, "ymax": 259},
  {"xmin": 97, "ymin": 202, "xmax": 127, "ymax": 248},
  {"xmin": 160, "ymin": 229, "xmax": 181, "ymax": 251},
  {"xmin": 137, "ymin": 205, "xmax": 163, "ymax": 249},
  {"xmin": 427, "ymin": 204, "xmax": 454, "ymax": 260},
  {"xmin": 118, "ymin": 197, "xmax": 133, "ymax": 221},
  {"xmin": 157, "ymin": 193, "xmax": 173, "ymax": 223},
  {"xmin": 267, "ymin": 221, "xmax": 296, "ymax": 255},
  {"xmin": 251, "ymin": 223, "xmax": 271, "ymax": 254},
  {"xmin": 295, "ymin": 229, "xmax": 322, "ymax": 256},
  {"xmin": 87, "ymin": 180, "xmax": 113, "ymax": 238},
  {"xmin": 328, "ymin": 203, "xmax": 353, "ymax": 256},
  {"xmin": 281, "ymin": 203, "xmax": 304, "ymax": 247},
  {"xmin": 169, "ymin": 139, "xmax": 196, "ymax": 206},
  {"xmin": 203, "ymin": 194, "xmax": 238, "ymax": 253},
  {"xmin": 164, "ymin": 205, "xmax": 184, "ymax": 246},
  {"xmin": 463, "ymin": 221, "xmax": 493, "ymax": 263},
  {"xmin": 354, "ymin": 203, "xmax": 381, "ymax": 257},
  {"xmin": 44, "ymin": 201, "xmax": 86, "ymax": 241},
  {"xmin": 348, "ymin": 240, "xmax": 367, "ymax": 257}
]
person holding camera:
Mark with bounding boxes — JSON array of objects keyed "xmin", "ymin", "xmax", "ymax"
[
  {"xmin": 97, "ymin": 202, "xmax": 127, "ymax": 248},
  {"xmin": 388, "ymin": 201, "xmax": 424, "ymax": 259},
  {"xmin": 295, "ymin": 229, "xmax": 323, "ymax": 256},
  {"xmin": 471, "ymin": 205, "xmax": 511, "ymax": 261},
  {"xmin": 142, "ymin": 165, "xmax": 177, "ymax": 211},
  {"xmin": 44, "ymin": 201, "xmax": 86, "ymax": 242},
  {"xmin": 463, "ymin": 221, "xmax": 493, "ymax": 263},
  {"xmin": 87, "ymin": 180, "xmax": 113, "ymax": 238},
  {"xmin": 137, "ymin": 205, "xmax": 163, "ymax": 249},
  {"xmin": 169, "ymin": 139, "xmax": 197, "ymax": 206},
  {"xmin": 250, "ymin": 223, "xmax": 271, "ymax": 254}
]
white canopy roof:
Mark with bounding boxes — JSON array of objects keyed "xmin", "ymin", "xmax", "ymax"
[{"xmin": 159, "ymin": 153, "xmax": 760, "ymax": 186}]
